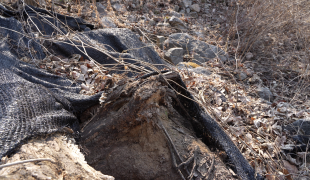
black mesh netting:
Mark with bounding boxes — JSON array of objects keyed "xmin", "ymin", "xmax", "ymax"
[{"xmin": 0, "ymin": 11, "xmax": 168, "ymax": 158}]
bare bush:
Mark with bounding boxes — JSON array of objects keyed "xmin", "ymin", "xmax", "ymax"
[
  {"xmin": 224, "ymin": 0, "xmax": 310, "ymax": 101},
  {"xmin": 221, "ymin": 0, "xmax": 310, "ymax": 178}
]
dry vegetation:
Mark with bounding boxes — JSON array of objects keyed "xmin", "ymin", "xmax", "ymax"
[
  {"xmin": 209, "ymin": 0, "xmax": 310, "ymax": 179},
  {"xmin": 1, "ymin": 0, "xmax": 309, "ymax": 179},
  {"xmin": 225, "ymin": 0, "xmax": 310, "ymax": 95}
]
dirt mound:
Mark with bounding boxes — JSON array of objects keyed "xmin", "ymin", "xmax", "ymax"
[{"xmin": 80, "ymin": 72, "xmax": 237, "ymax": 180}]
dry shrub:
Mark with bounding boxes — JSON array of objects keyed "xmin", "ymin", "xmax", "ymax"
[
  {"xmin": 225, "ymin": 0, "xmax": 310, "ymax": 102},
  {"xmin": 221, "ymin": 1, "xmax": 310, "ymax": 178}
]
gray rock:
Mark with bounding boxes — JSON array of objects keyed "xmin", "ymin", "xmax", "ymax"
[
  {"xmin": 168, "ymin": 16, "xmax": 187, "ymax": 30},
  {"xmin": 190, "ymin": 67, "xmax": 211, "ymax": 75},
  {"xmin": 112, "ymin": 3, "xmax": 127, "ymax": 13},
  {"xmin": 256, "ymin": 86, "xmax": 274, "ymax": 101},
  {"xmin": 169, "ymin": 10, "xmax": 182, "ymax": 18},
  {"xmin": 163, "ymin": 33, "xmax": 228, "ymax": 63},
  {"xmin": 182, "ymin": 0, "xmax": 192, "ymax": 8},
  {"xmin": 204, "ymin": 9, "xmax": 211, "ymax": 14},
  {"xmin": 245, "ymin": 52, "xmax": 254, "ymax": 60},
  {"xmin": 163, "ymin": 23, "xmax": 171, "ymax": 27},
  {"xmin": 190, "ymin": 4, "xmax": 200, "ymax": 12},
  {"xmin": 248, "ymin": 74, "xmax": 262, "ymax": 84},
  {"xmin": 84, "ymin": 27, "xmax": 91, "ymax": 31},
  {"xmin": 131, "ymin": 4, "xmax": 136, "ymax": 8},
  {"xmin": 127, "ymin": 15, "xmax": 137, "ymax": 23},
  {"xmin": 186, "ymin": 8, "xmax": 191, "ymax": 13},
  {"xmin": 164, "ymin": 48, "xmax": 184, "ymax": 64},
  {"xmin": 91, "ymin": 12, "xmax": 97, "ymax": 18},
  {"xmin": 110, "ymin": 0, "xmax": 119, "ymax": 4},
  {"xmin": 284, "ymin": 119, "xmax": 310, "ymax": 144},
  {"xmin": 156, "ymin": 36, "xmax": 165, "ymax": 49},
  {"xmin": 194, "ymin": 31, "xmax": 205, "ymax": 39},
  {"xmin": 237, "ymin": 72, "xmax": 247, "ymax": 81},
  {"xmin": 101, "ymin": 17, "xmax": 117, "ymax": 28},
  {"xmin": 149, "ymin": 19, "xmax": 156, "ymax": 26},
  {"xmin": 174, "ymin": 5, "xmax": 180, "ymax": 12},
  {"xmin": 179, "ymin": 9, "xmax": 185, "ymax": 14},
  {"xmin": 157, "ymin": 23, "xmax": 170, "ymax": 27},
  {"xmin": 157, "ymin": 23, "xmax": 164, "ymax": 27},
  {"xmin": 193, "ymin": 53, "xmax": 205, "ymax": 62},
  {"xmin": 189, "ymin": 12, "xmax": 198, "ymax": 18},
  {"xmin": 285, "ymin": 119, "xmax": 310, "ymax": 135},
  {"xmin": 96, "ymin": 2, "xmax": 107, "ymax": 15}
]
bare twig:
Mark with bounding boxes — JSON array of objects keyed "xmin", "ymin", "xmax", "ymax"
[
  {"xmin": 205, "ymin": 155, "xmax": 215, "ymax": 180},
  {"xmin": 0, "ymin": 158, "xmax": 53, "ymax": 169}
]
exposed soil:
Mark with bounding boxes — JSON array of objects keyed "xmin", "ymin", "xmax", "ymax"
[{"xmin": 80, "ymin": 74, "xmax": 238, "ymax": 180}]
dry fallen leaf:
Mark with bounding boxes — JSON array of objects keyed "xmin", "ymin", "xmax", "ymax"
[{"xmin": 282, "ymin": 160, "xmax": 298, "ymax": 175}]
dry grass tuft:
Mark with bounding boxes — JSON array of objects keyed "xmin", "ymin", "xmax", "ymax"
[{"xmin": 218, "ymin": 0, "xmax": 310, "ymax": 178}]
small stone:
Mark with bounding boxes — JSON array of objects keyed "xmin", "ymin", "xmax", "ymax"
[
  {"xmin": 163, "ymin": 23, "xmax": 171, "ymax": 27},
  {"xmin": 156, "ymin": 22, "xmax": 171, "ymax": 27},
  {"xmin": 153, "ymin": 17, "xmax": 163, "ymax": 22},
  {"xmin": 248, "ymin": 74, "xmax": 261, "ymax": 84},
  {"xmin": 169, "ymin": 10, "xmax": 181, "ymax": 18},
  {"xmin": 168, "ymin": 16, "xmax": 187, "ymax": 30},
  {"xmin": 131, "ymin": 4, "xmax": 136, "ymax": 8},
  {"xmin": 238, "ymin": 72, "xmax": 247, "ymax": 81},
  {"xmin": 109, "ymin": 0, "xmax": 119, "ymax": 4},
  {"xmin": 186, "ymin": 8, "xmax": 191, "ymax": 13},
  {"xmin": 189, "ymin": 67, "xmax": 211, "ymax": 75},
  {"xmin": 91, "ymin": 12, "xmax": 97, "ymax": 18},
  {"xmin": 156, "ymin": 36, "xmax": 165, "ymax": 49},
  {"xmin": 96, "ymin": 2, "xmax": 107, "ymax": 15},
  {"xmin": 174, "ymin": 5, "xmax": 180, "ymax": 12},
  {"xmin": 193, "ymin": 53, "xmax": 205, "ymax": 62},
  {"xmin": 84, "ymin": 27, "xmax": 91, "ymax": 31},
  {"xmin": 80, "ymin": 65, "xmax": 88, "ymax": 74},
  {"xmin": 189, "ymin": 12, "xmax": 198, "ymax": 18},
  {"xmin": 71, "ymin": 71, "xmax": 80, "ymax": 79},
  {"xmin": 149, "ymin": 19, "xmax": 156, "ymax": 26},
  {"xmin": 81, "ymin": 83, "xmax": 90, "ymax": 91},
  {"xmin": 77, "ymin": 74, "xmax": 85, "ymax": 81},
  {"xmin": 101, "ymin": 17, "xmax": 117, "ymax": 28},
  {"xmin": 164, "ymin": 48, "xmax": 184, "ymax": 65},
  {"xmin": 245, "ymin": 52, "xmax": 254, "ymax": 60},
  {"xmin": 127, "ymin": 15, "xmax": 136, "ymax": 23},
  {"xmin": 112, "ymin": 3, "xmax": 127, "ymax": 13},
  {"xmin": 245, "ymin": 69, "xmax": 254, "ymax": 77},
  {"xmin": 182, "ymin": 0, "xmax": 192, "ymax": 8},
  {"xmin": 157, "ymin": 23, "xmax": 164, "ymax": 27},
  {"xmin": 256, "ymin": 86, "xmax": 274, "ymax": 101},
  {"xmin": 190, "ymin": 4, "xmax": 200, "ymax": 12}
]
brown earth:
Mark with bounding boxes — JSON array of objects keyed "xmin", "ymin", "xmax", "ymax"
[{"xmin": 80, "ymin": 73, "xmax": 238, "ymax": 180}]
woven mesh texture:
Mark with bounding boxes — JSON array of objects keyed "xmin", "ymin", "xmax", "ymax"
[{"xmin": 0, "ymin": 9, "xmax": 167, "ymax": 158}]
